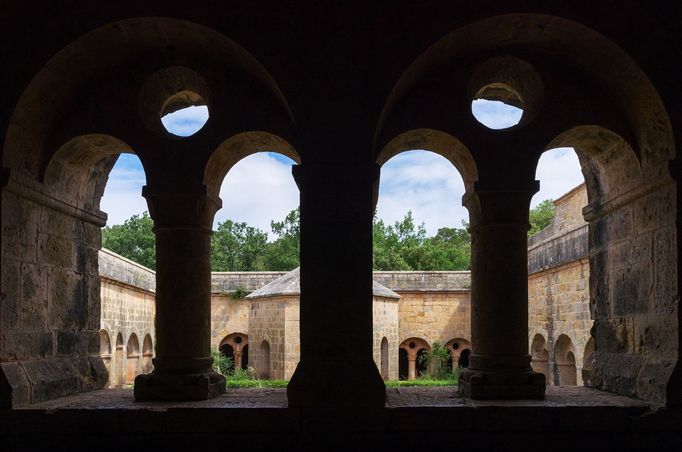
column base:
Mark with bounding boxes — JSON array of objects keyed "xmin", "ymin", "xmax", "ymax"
[
  {"xmin": 134, "ymin": 370, "xmax": 226, "ymax": 401},
  {"xmin": 459, "ymin": 354, "xmax": 546, "ymax": 400},
  {"xmin": 287, "ymin": 358, "xmax": 385, "ymax": 409}
]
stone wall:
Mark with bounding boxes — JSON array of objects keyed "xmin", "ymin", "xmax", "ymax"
[
  {"xmin": 373, "ymin": 297, "xmax": 399, "ymax": 380},
  {"xmin": 210, "ymin": 295, "xmax": 250, "ymax": 350},
  {"xmin": 248, "ymin": 295, "xmax": 295, "ymax": 380},
  {"xmin": 528, "ymin": 185, "xmax": 591, "ymax": 386},
  {"xmin": 99, "ymin": 249, "xmax": 155, "ymax": 388},
  {"xmin": 211, "ymin": 272, "xmax": 286, "ymax": 294},
  {"xmin": 1, "ymin": 185, "xmax": 107, "ymax": 408},
  {"xmin": 398, "ymin": 292, "xmax": 471, "ymax": 348}
]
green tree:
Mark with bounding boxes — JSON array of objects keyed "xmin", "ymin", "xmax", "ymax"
[
  {"xmin": 211, "ymin": 220, "xmax": 268, "ymax": 271},
  {"xmin": 373, "ymin": 212, "xmax": 471, "ymax": 271},
  {"xmin": 102, "ymin": 212, "xmax": 156, "ymax": 269},
  {"xmin": 529, "ymin": 200, "xmax": 556, "ymax": 236},
  {"xmin": 263, "ymin": 208, "xmax": 300, "ymax": 270}
]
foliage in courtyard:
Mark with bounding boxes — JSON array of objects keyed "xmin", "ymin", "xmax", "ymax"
[
  {"xmin": 529, "ymin": 200, "xmax": 556, "ymax": 237},
  {"xmin": 373, "ymin": 212, "xmax": 471, "ymax": 270},
  {"xmin": 384, "ymin": 378, "xmax": 458, "ymax": 388},
  {"xmin": 102, "ymin": 204, "xmax": 555, "ymax": 271},
  {"xmin": 211, "ymin": 347, "xmax": 234, "ymax": 376},
  {"xmin": 102, "ymin": 212, "xmax": 156, "ymax": 269},
  {"xmin": 419, "ymin": 341, "xmax": 456, "ymax": 380}
]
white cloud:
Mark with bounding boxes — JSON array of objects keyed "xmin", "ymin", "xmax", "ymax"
[
  {"xmin": 532, "ymin": 147, "xmax": 584, "ymax": 207},
  {"xmin": 100, "ymin": 154, "xmax": 148, "ymax": 226},
  {"xmin": 161, "ymin": 105, "xmax": 209, "ymax": 136},
  {"xmin": 217, "ymin": 153, "xmax": 299, "ymax": 234},
  {"xmin": 376, "ymin": 150, "xmax": 469, "ymax": 235},
  {"xmin": 471, "ymin": 99, "xmax": 523, "ymax": 129}
]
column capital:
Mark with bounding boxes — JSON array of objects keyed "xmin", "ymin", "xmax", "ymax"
[
  {"xmin": 292, "ymin": 162, "xmax": 380, "ymax": 190},
  {"xmin": 469, "ymin": 180, "xmax": 540, "ymax": 227},
  {"xmin": 142, "ymin": 184, "xmax": 221, "ymax": 229}
]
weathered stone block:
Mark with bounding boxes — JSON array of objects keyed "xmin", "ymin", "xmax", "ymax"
[
  {"xmin": 0, "ymin": 361, "xmax": 31, "ymax": 408},
  {"xmin": 0, "ymin": 330, "xmax": 53, "ymax": 361},
  {"xmin": 48, "ymin": 269, "xmax": 86, "ymax": 330},
  {"xmin": 22, "ymin": 358, "xmax": 81, "ymax": 403},
  {"xmin": 610, "ymin": 263, "xmax": 652, "ymax": 316},
  {"xmin": 1, "ymin": 257, "xmax": 20, "ymax": 329},
  {"xmin": 21, "ymin": 262, "xmax": 47, "ymax": 328},
  {"xmin": 38, "ymin": 233, "xmax": 73, "ymax": 269}
]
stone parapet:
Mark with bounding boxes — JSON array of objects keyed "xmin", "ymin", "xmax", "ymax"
[
  {"xmin": 372, "ymin": 271, "xmax": 471, "ymax": 292},
  {"xmin": 99, "ymin": 249, "xmax": 156, "ymax": 293}
]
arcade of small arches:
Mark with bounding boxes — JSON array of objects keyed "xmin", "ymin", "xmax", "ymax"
[{"xmin": 1, "ymin": 11, "xmax": 679, "ymax": 416}]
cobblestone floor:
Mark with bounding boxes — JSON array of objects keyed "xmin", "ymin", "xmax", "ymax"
[{"xmin": 20, "ymin": 385, "xmax": 651, "ymax": 410}]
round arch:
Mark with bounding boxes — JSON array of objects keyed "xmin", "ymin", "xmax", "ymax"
[
  {"xmin": 204, "ymin": 132, "xmax": 301, "ymax": 199},
  {"xmin": 125, "ymin": 333, "xmax": 140, "ymax": 385},
  {"xmin": 530, "ymin": 334, "xmax": 550, "ymax": 380},
  {"xmin": 554, "ymin": 334, "xmax": 577, "ymax": 386}
]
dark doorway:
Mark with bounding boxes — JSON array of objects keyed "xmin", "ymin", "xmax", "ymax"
[{"xmin": 399, "ymin": 348, "xmax": 409, "ymax": 380}]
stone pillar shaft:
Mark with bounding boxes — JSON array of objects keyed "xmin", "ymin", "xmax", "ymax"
[
  {"xmin": 134, "ymin": 187, "xmax": 225, "ymax": 401},
  {"xmin": 408, "ymin": 358, "xmax": 416, "ymax": 380},
  {"xmin": 460, "ymin": 183, "xmax": 545, "ymax": 399},
  {"xmin": 287, "ymin": 163, "xmax": 385, "ymax": 408}
]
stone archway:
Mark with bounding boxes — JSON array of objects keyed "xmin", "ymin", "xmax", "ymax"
[
  {"xmin": 125, "ymin": 333, "xmax": 140, "ymax": 385},
  {"xmin": 531, "ymin": 334, "xmax": 550, "ymax": 380},
  {"xmin": 259, "ymin": 340, "xmax": 271, "ymax": 379},
  {"xmin": 219, "ymin": 333, "xmax": 249, "ymax": 371},
  {"xmin": 141, "ymin": 334, "xmax": 154, "ymax": 374},
  {"xmin": 99, "ymin": 330, "xmax": 112, "ymax": 387},
  {"xmin": 446, "ymin": 338, "xmax": 472, "ymax": 373},
  {"xmin": 380, "ymin": 337, "xmax": 389, "ymax": 380},
  {"xmin": 554, "ymin": 335, "xmax": 577, "ymax": 386},
  {"xmin": 114, "ymin": 333, "xmax": 124, "ymax": 389},
  {"xmin": 399, "ymin": 338, "xmax": 431, "ymax": 380}
]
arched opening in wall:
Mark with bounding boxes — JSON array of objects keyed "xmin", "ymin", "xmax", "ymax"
[
  {"xmin": 446, "ymin": 338, "xmax": 472, "ymax": 373},
  {"xmin": 399, "ymin": 338, "xmax": 432, "ymax": 380},
  {"xmin": 241, "ymin": 344, "xmax": 249, "ymax": 369},
  {"xmin": 219, "ymin": 333, "xmax": 249, "ymax": 373},
  {"xmin": 125, "ymin": 333, "xmax": 140, "ymax": 386},
  {"xmin": 398, "ymin": 348, "xmax": 409, "ymax": 380},
  {"xmin": 141, "ymin": 334, "xmax": 154, "ymax": 374},
  {"xmin": 99, "ymin": 330, "xmax": 112, "ymax": 387},
  {"xmin": 114, "ymin": 333, "xmax": 124, "ymax": 389},
  {"xmin": 380, "ymin": 337, "xmax": 389, "ymax": 380},
  {"xmin": 554, "ymin": 334, "xmax": 577, "ymax": 386},
  {"xmin": 160, "ymin": 99, "xmax": 209, "ymax": 137},
  {"xmin": 470, "ymin": 86, "xmax": 523, "ymax": 130},
  {"xmin": 458, "ymin": 349, "xmax": 471, "ymax": 369},
  {"xmin": 530, "ymin": 334, "xmax": 550, "ymax": 380},
  {"xmin": 374, "ymin": 148, "xmax": 471, "ymax": 272},
  {"xmin": 259, "ymin": 340, "xmax": 271, "ymax": 379},
  {"xmin": 206, "ymin": 140, "xmax": 301, "ymax": 273}
]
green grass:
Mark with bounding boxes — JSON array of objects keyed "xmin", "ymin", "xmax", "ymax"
[
  {"xmin": 384, "ymin": 379, "xmax": 458, "ymax": 388},
  {"xmin": 226, "ymin": 379, "xmax": 289, "ymax": 388}
]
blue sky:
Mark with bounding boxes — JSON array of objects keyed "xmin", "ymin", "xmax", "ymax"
[{"xmin": 100, "ymin": 102, "xmax": 584, "ymax": 235}]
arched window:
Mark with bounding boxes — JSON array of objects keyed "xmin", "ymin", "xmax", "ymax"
[
  {"xmin": 380, "ymin": 337, "xmax": 389, "ymax": 380},
  {"xmin": 259, "ymin": 340, "xmax": 271, "ymax": 380}
]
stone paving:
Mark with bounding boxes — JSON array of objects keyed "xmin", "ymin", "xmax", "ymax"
[{"xmin": 20, "ymin": 385, "xmax": 651, "ymax": 410}]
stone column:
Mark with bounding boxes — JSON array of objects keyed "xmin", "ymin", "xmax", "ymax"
[
  {"xmin": 134, "ymin": 186, "xmax": 226, "ymax": 401},
  {"xmin": 408, "ymin": 357, "xmax": 417, "ymax": 380},
  {"xmin": 287, "ymin": 163, "xmax": 385, "ymax": 408},
  {"xmin": 460, "ymin": 182, "xmax": 546, "ymax": 399}
]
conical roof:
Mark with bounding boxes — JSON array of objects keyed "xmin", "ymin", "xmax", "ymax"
[{"xmin": 246, "ymin": 267, "xmax": 400, "ymax": 299}]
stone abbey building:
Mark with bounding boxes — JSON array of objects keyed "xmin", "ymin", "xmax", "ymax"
[
  {"xmin": 2, "ymin": 2, "xmax": 681, "ymax": 449},
  {"xmin": 100, "ymin": 185, "xmax": 588, "ymax": 387}
]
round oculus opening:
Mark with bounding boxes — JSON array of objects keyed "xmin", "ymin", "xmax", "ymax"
[
  {"xmin": 409, "ymin": 342, "xmax": 416, "ymax": 349},
  {"xmin": 235, "ymin": 336, "xmax": 243, "ymax": 344},
  {"xmin": 160, "ymin": 90, "xmax": 209, "ymax": 137},
  {"xmin": 452, "ymin": 342, "xmax": 460, "ymax": 350},
  {"xmin": 471, "ymin": 83, "xmax": 524, "ymax": 130}
]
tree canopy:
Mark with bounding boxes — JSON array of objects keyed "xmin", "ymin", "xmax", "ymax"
[
  {"xmin": 102, "ymin": 212, "xmax": 156, "ymax": 269},
  {"xmin": 528, "ymin": 200, "xmax": 556, "ymax": 237},
  {"xmin": 102, "ymin": 204, "xmax": 555, "ymax": 271}
]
